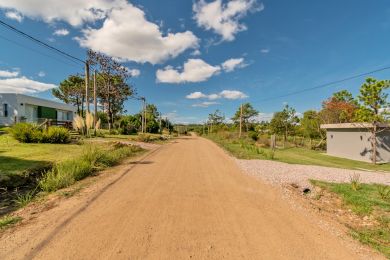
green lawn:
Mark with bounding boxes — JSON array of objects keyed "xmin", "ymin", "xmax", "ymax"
[
  {"xmin": 206, "ymin": 134, "xmax": 390, "ymax": 172},
  {"xmin": 0, "ymin": 134, "xmax": 84, "ymax": 185},
  {"xmin": 311, "ymin": 181, "xmax": 390, "ymax": 257}
]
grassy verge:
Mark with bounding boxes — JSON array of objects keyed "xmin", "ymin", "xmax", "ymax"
[
  {"xmin": 311, "ymin": 180, "xmax": 390, "ymax": 257},
  {"xmin": 103, "ymin": 133, "xmax": 170, "ymax": 143},
  {"xmin": 0, "ymin": 134, "xmax": 84, "ymax": 187},
  {"xmin": 0, "ymin": 215, "xmax": 22, "ymax": 230},
  {"xmin": 39, "ymin": 143, "xmax": 144, "ymax": 192},
  {"xmin": 206, "ymin": 133, "xmax": 390, "ymax": 172}
]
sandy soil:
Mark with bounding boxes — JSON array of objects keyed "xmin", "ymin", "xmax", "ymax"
[{"xmin": 0, "ymin": 136, "xmax": 383, "ymax": 259}]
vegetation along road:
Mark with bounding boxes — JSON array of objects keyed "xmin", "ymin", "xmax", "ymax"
[{"xmin": 0, "ymin": 136, "xmax": 381, "ymax": 259}]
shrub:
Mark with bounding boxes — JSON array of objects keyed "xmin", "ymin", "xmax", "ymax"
[
  {"xmin": 248, "ymin": 131, "xmax": 258, "ymax": 141},
  {"xmin": 10, "ymin": 123, "xmax": 70, "ymax": 144},
  {"xmin": 10, "ymin": 123, "xmax": 42, "ymax": 143},
  {"xmin": 45, "ymin": 127, "xmax": 70, "ymax": 144}
]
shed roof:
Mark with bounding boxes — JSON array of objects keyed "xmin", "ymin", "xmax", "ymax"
[{"xmin": 320, "ymin": 123, "xmax": 389, "ymax": 129}]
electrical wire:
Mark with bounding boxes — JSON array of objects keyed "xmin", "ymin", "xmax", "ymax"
[
  {"xmin": 0, "ymin": 19, "xmax": 85, "ymax": 64},
  {"xmin": 0, "ymin": 34, "xmax": 83, "ymax": 69},
  {"xmin": 258, "ymin": 65, "xmax": 390, "ymax": 102}
]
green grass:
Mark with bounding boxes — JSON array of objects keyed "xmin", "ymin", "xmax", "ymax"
[
  {"xmin": 310, "ymin": 180, "xmax": 390, "ymax": 215},
  {"xmin": 311, "ymin": 181, "xmax": 390, "ymax": 257},
  {"xmin": 0, "ymin": 134, "xmax": 83, "ymax": 178},
  {"xmin": 0, "ymin": 215, "xmax": 22, "ymax": 230},
  {"xmin": 39, "ymin": 144, "xmax": 144, "ymax": 192},
  {"xmin": 206, "ymin": 133, "xmax": 390, "ymax": 172}
]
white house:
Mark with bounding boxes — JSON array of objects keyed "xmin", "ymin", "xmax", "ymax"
[{"xmin": 0, "ymin": 93, "xmax": 76, "ymax": 126}]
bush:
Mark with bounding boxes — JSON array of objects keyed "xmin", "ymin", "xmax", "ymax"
[
  {"xmin": 10, "ymin": 123, "xmax": 70, "ymax": 144},
  {"xmin": 45, "ymin": 127, "xmax": 70, "ymax": 144},
  {"xmin": 248, "ymin": 131, "xmax": 258, "ymax": 141},
  {"xmin": 10, "ymin": 123, "xmax": 42, "ymax": 143}
]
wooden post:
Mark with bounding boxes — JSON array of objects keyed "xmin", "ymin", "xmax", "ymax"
[
  {"xmin": 93, "ymin": 70, "xmax": 97, "ymax": 128},
  {"xmin": 85, "ymin": 62, "xmax": 90, "ymax": 113},
  {"xmin": 239, "ymin": 104, "xmax": 243, "ymax": 138},
  {"xmin": 372, "ymin": 122, "xmax": 377, "ymax": 164}
]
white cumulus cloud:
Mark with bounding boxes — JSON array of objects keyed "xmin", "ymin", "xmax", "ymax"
[
  {"xmin": 0, "ymin": 0, "xmax": 126, "ymax": 26},
  {"xmin": 221, "ymin": 58, "xmax": 246, "ymax": 72},
  {"xmin": 53, "ymin": 29, "xmax": 69, "ymax": 36},
  {"xmin": 186, "ymin": 90, "xmax": 248, "ymax": 100},
  {"xmin": 157, "ymin": 57, "xmax": 246, "ymax": 84},
  {"xmin": 156, "ymin": 59, "xmax": 220, "ymax": 83},
  {"xmin": 77, "ymin": 4, "xmax": 199, "ymax": 64},
  {"xmin": 5, "ymin": 11, "xmax": 23, "ymax": 22},
  {"xmin": 38, "ymin": 71, "xmax": 46, "ymax": 77},
  {"xmin": 0, "ymin": 77, "xmax": 57, "ymax": 94},
  {"xmin": 193, "ymin": 0, "xmax": 263, "ymax": 41},
  {"xmin": 186, "ymin": 91, "xmax": 207, "ymax": 99},
  {"xmin": 0, "ymin": 70, "xmax": 19, "ymax": 78}
]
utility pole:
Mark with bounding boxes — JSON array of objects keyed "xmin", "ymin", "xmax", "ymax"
[
  {"xmin": 143, "ymin": 98, "xmax": 147, "ymax": 133},
  {"xmin": 239, "ymin": 104, "xmax": 243, "ymax": 138},
  {"xmin": 85, "ymin": 62, "xmax": 90, "ymax": 113},
  {"xmin": 93, "ymin": 70, "xmax": 97, "ymax": 127},
  {"xmin": 159, "ymin": 115, "xmax": 162, "ymax": 134}
]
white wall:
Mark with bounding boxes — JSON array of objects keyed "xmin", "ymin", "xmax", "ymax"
[{"xmin": 0, "ymin": 94, "xmax": 18, "ymax": 125}]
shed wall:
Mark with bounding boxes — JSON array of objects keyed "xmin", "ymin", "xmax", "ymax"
[{"xmin": 327, "ymin": 128, "xmax": 390, "ymax": 163}]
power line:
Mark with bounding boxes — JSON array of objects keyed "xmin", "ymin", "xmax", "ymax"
[
  {"xmin": 0, "ymin": 34, "xmax": 83, "ymax": 69},
  {"xmin": 0, "ymin": 19, "xmax": 85, "ymax": 64},
  {"xmin": 258, "ymin": 65, "xmax": 390, "ymax": 102}
]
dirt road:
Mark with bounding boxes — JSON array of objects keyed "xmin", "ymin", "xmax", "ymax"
[{"xmin": 0, "ymin": 136, "xmax": 374, "ymax": 259}]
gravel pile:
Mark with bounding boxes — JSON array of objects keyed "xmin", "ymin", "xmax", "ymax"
[{"xmin": 236, "ymin": 159, "xmax": 390, "ymax": 189}]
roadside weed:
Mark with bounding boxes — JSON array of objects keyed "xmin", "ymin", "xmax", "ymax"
[
  {"xmin": 377, "ymin": 185, "xmax": 390, "ymax": 201},
  {"xmin": 350, "ymin": 173, "xmax": 361, "ymax": 191},
  {"xmin": 0, "ymin": 215, "xmax": 22, "ymax": 230}
]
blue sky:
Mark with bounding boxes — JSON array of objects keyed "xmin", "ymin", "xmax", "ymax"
[{"xmin": 1, "ymin": 0, "xmax": 390, "ymax": 123}]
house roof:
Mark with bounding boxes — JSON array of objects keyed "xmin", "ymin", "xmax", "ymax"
[
  {"xmin": 320, "ymin": 123, "xmax": 389, "ymax": 129},
  {"xmin": 0, "ymin": 93, "xmax": 76, "ymax": 112}
]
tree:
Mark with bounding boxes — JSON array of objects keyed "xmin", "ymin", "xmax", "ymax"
[
  {"xmin": 232, "ymin": 103, "xmax": 259, "ymax": 131},
  {"xmin": 87, "ymin": 50, "xmax": 135, "ymax": 128},
  {"xmin": 145, "ymin": 104, "xmax": 160, "ymax": 133},
  {"xmin": 300, "ymin": 110, "xmax": 323, "ymax": 139},
  {"xmin": 319, "ymin": 90, "xmax": 357, "ymax": 124},
  {"xmin": 52, "ymin": 75, "xmax": 85, "ymax": 115},
  {"xmin": 354, "ymin": 77, "xmax": 390, "ymax": 164},
  {"xmin": 208, "ymin": 109, "xmax": 225, "ymax": 125},
  {"xmin": 270, "ymin": 105, "xmax": 299, "ymax": 141}
]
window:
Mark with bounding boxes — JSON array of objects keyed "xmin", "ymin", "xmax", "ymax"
[{"xmin": 3, "ymin": 104, "xmax": 8, "ymax": 117}]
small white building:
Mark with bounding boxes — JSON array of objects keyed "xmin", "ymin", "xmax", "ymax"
[
  {"xmin": 321, "ymin": 123, "xmax": 390, "ymax": 163},
  {"xmin": 0, "ymin": 93, "xmax": 76, "ymax": 126}
]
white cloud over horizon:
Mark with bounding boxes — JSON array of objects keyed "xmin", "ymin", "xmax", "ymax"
[
  {"xmin": 0, "ymin": 76, "xmax": 57, "ymax": 94},
  {"xmin": 192, "ymin": 101, "xmax": 220, "ymax": 107},
  {"xmin": 186, "ymin": 90, "xmax": 248, "ymax": 100},
  {"xmin": 193, "ymin": 0, "xmax": 263, "ymax": 41},
  {"xmin": 77, "ymin": 4, "xmax": 199, "ymax": 64}
]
